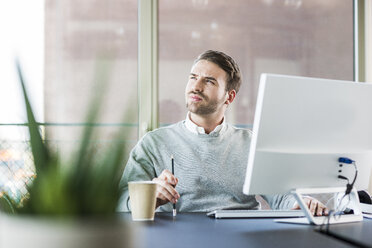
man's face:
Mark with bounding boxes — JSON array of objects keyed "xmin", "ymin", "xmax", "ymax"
[{"xmin": 185, "ymin": 60, "xmax": 229, "ymax": 116}]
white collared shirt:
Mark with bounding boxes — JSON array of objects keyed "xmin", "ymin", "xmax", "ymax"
[{"xmin": 184, "ymin": 112, "xmax": 227, "ymax": 135}]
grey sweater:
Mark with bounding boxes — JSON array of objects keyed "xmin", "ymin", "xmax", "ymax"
[{"xmin": 118, "ymin": 121, "xmax": 295, "ymax": 212}]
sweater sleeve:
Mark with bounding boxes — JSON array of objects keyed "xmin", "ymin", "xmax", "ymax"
[
  {"xmin": 117, "ymin": 137, "xmax": 157, "ymax": 212},
  {"xmin": 261, "ymin": 193, "xmax": 297, "ymax": 210}
]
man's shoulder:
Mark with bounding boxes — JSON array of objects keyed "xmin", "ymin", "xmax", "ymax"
[
  {"xmin": 226, "ymin": 124, "xmax": 252, "ymax": 137},
  {"xmin": 141, "ymin": 121, "xmax": 185, "ymax": 141},
  {"xmin": 150, "ymin": 121, "xmax": 184, "ymax": 134}
]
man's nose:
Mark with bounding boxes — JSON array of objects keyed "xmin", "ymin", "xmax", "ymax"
[{"xmin": 192, "ymin": 78, "xmax": 203, "ymax": 92}]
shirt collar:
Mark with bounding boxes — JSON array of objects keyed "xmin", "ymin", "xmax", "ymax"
[{"xmin": 184, "ymin": 112, "xmax": 227, "ymax": 135}]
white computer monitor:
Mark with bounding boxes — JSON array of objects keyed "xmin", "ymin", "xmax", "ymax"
[{"xmin": 243, "ymin": 74, "xmax": 372, "ymax": 195}]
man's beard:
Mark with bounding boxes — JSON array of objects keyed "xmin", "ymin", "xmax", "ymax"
[{"xmin": 186, "ymin": 92, "xmax": 222, "ymax": 115}]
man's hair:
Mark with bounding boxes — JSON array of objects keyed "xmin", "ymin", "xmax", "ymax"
[{"xmin": 194, "ymin": 50, "xmax": 242, "ymax": 93}]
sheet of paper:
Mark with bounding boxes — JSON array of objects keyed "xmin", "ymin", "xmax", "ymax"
[
  {"xmin": 360, "ymin": 203, "xmax": 372, "ymax": 214},
  {"xmin": 363, "ymin": 213, "xmax": 372, "ymax": 219}
]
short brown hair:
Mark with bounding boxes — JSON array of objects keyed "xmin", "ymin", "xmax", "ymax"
[{"xmin": 194, "ymin": 50, "xmax": 242, "ymax": 93}]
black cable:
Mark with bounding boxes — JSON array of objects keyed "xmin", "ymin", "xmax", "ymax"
[
  {"xmin": 319, "ymin": 158, "xmax": 358, "ymax": 233},
  {"xmin": 338, "ymin": 161, "xmax": 358, "ymax": 195}
]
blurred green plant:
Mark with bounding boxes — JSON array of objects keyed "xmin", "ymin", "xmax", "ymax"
[
  {"xmin": 0, "ymin": 59, "xmax": 130, "ymax": 217},
  {"xmin": 0, "ymin": 193, "xmax": 15, "ymax": 214}
]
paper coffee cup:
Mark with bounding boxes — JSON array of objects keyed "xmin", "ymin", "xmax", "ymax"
[{"xmin": 128, "ymin": 181, "xmax": 157, "ymax": 221}]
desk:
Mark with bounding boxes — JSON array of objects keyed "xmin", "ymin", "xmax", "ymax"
[
  {"xmin": 119, "ymin": 212, "xmax": 370, "ymax": 248},
  {"xmin": 320, "ymin": 219, "xmax": 372, "ymax": 247}
]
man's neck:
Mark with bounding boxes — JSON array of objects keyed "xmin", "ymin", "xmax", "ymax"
[{"xmin": 189, "ymin": 112, "xmax": 224, "ymax": 134}]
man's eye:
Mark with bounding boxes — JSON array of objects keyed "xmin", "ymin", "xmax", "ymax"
[
  {"xmin": 207, "ymin": 80, "xmax": 215, "ymax": 84},
  {"xmin": 190, "ymin": 76, "xmax": 197, "ymax": 80}
]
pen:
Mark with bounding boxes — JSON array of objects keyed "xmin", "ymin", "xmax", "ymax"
[{"xmin": 171, "ymin": 155, "xmax": 177, "ymax": 217}]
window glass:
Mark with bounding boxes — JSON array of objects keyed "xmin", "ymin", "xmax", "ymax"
[
  {"xmin": 0, "ymin": 0, "xmax": 138, "ymax": 201},
  {"xmin": 158, "ymin": 0, "xmax": 353, "ymax": 126},
  {"xmin": 0, "ymin": 0, "xmax": 44, "ymax": 201},
  {"xmin": 45, "ymin": 0, "xmax": 138, "ymax": 152}
]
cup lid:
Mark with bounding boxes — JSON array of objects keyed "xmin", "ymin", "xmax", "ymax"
[{"xmin": 128, "ymin": 180, "xmax": 157, "ymax": 184}]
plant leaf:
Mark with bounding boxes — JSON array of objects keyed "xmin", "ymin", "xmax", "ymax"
[
  {"xmin": 0, "ymin": 194, "xmax": 16, "ymax": 214},
  {"xmin": 16, "ymin": 59, "xmax": 50, "ymax": 174}
]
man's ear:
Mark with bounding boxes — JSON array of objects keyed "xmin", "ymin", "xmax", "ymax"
[{"xmin": 225, "ymin": 90, "xmax": 236, "ymax": 105}]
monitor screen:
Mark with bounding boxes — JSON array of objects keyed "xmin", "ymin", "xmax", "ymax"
[{"xmin": 243, "ymin": 74, "xmax": 372, "ymax": 195}]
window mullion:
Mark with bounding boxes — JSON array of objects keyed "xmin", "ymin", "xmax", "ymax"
[{"xmin": 138, "ymin": 0, "xmax": 158, "ymax": 138}]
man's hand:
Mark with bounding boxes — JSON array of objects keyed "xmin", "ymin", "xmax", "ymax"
[
  {"xmin": 152, "ymin": 169, "xmax": 180, "ymax": 209},
  {"xmin": 292, "ymin": 196, "xmax": 329, "ymax": 216}
]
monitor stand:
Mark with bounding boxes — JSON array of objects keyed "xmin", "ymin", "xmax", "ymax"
[{"xmin": 275, "ymin": 187, "xmax": 363, "ymax": 225}]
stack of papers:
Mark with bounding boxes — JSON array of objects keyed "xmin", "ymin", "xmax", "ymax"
[{"xmin": 360, "ymin": 203, "xmax": 372, "ymax": 219}]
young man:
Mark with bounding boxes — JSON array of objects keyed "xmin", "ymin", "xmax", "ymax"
[{"xmin": 118, "ymin": 50, "xmax": 326, "ymax": 215}]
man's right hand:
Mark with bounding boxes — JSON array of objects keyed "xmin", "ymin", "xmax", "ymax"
[{"xmin": 152, "ymin": 169, "xmax": 180, "ymax": 209}]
